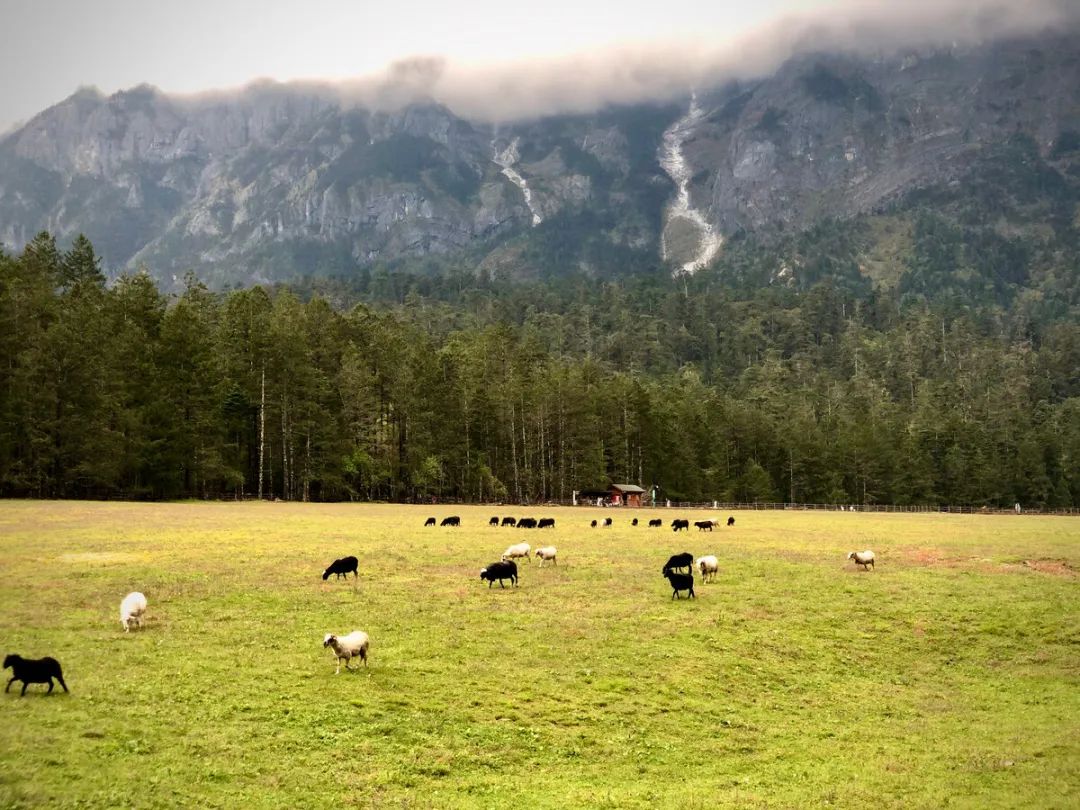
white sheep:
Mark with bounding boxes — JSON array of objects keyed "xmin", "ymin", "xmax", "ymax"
[
  {"xmin": 323, "ymin": 631, "xmax": 369, "ymax": 674},
  {"xmin": 120, "ymin": 591, "xmax": 147, "ymax": 632},
  {"xmin": 696, "ymin": 555, "xmax": 719, "ymax": 583},
  {"xmin": 502, "ymin": 542, "xmax": 531, "ymax": 563},
  {"xmin": 847, "ymin": 550, "xmax": 876, "ymax": 571},
  {"xmin": 534, "ymin": 546, "xmax": 557, "ymax": 567}
]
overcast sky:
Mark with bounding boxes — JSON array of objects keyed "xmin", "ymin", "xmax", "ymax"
[{"xmin": 2, "ymin": 0, "xmax": 1076, "ymax": 130}]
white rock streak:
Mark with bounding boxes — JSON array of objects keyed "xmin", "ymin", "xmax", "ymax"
[
  {"xmin": 492, "ymin": 137, "xmax": 542, "ymax": 226},
  {"xmin": 658, "ymin": 94, "xmax": 722, "ymax": 274}
]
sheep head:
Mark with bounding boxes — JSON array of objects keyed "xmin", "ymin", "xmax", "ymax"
[
  {"xmin": 3, "ymin": 654, "xmax": 17, "ymax": 669},
  {"xmin": 323, "ymin": 634, "xmax": 336, "ymax": 648}
]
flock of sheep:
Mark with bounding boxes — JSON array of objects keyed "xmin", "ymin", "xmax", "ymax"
[{"xmin": 3, "ymin": 512, "xmax": 877, "ymax": 692}]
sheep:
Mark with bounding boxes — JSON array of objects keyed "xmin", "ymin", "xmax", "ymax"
[
  {"xmin": 501, "ymin": 517, "xmax": 517, "ymax": 527},
  {"xmin": 323, "ymin": 631, "xmax": 369, "ymax": 674},
  {"xmin": 696, "ymin": 555, "xmax": 719, "ymax": 583},
  {"xmin": 538, "ymin": 518, "xmax": 555, "ymax": 529},
  {"xmin": 664, "ymin": 571, "xmax": 696, "ymax": 600},
  {"xmin": 662, "ymin": 552, "xmax": 694, "ymax": 575},
  {"xmin": 424, "ymin": 517, "xmax": 436, "ymax": 526},
  {"xmin": 502, "ymin": 542, "xmax": 531, "ymax": 563},
  {"xmin": 694, "ymin": 520, "xmax": 715, "ymax": 531},
  {"xmin": 323, "ymin": 556, "xmax": 359, "ymax": 580},
  {"xmin": 535, "ymin": 546, "xmax": 557, "ymax": 567},
  {"xmin": 441, "ymin": 516, "xmax": 461, "ymax": 527},
  {"xmin": 120, "ymin": 591, "xmax": 148, "ymax": 632},
  {"xmin": 517, "ymin": 518, "xmax": 537, "ymax": 529},
  {"xmin": 648, "ymin": 518, "xmax": 662, "ymax": 527},
  {"xmin": 848, "ymin": 550, "xmax": 876, "ymax": 571},
  {"xmin": 671, "ymin": 519, "xmax": 689, "ymax": 532},
  {"xmin": 4, "ymin": 654, "xmax": 68, "ymax": 696},
  {"xmin": 727, "ymin": 516, "xmax": 735, "ymax": 526},
  {"xmin": 480, "ymin": 560, "xmax": 518, "ymax": 588},
  {"xmin": 591, "ymin": 520, "xmax": 597, "ymax": 528},
  {"xmin": 489, "ymin": 516, "xmax": 499, "ymax": 526},
  {"xmin": 632, "ymin": 518, "xmax": 639, "ymax": 526}
]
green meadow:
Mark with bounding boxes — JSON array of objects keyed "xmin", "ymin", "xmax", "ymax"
[{"xmin": 0, "ymin": 501, "xmax": 1077, "ymax": 808}]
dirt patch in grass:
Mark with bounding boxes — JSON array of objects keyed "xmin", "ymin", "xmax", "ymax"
[
  {"xmin": 899, "ymin": 548, "xmax": 1076, "ymax": 578},
  {"xmin": 1004, "ymin": 559, "xmax": 1077, "ymax": 578}
]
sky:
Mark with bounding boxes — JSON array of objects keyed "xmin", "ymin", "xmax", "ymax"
[{"xmin": 2, "ymin": 0, "xmax": 1076, "ymax": 130}]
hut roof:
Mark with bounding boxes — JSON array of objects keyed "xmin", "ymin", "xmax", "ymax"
[{"xmin": 610, "ymin": 484, "xmax": 645, "ymax": 493}]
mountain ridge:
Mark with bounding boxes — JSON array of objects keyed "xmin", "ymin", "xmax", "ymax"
[{"xmin": 1, "ymin": 29, "xmax": 1078, "ymax": 288}]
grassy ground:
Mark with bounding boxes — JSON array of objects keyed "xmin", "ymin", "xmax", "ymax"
[{"xmin": 0, "ymin": 501, "xmax": 1077, "ymax": 809}]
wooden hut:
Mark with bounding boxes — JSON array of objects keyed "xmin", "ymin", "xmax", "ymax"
[{"xmin": 608, "ymin": 484, "xmax": 645, "ymax": 507}]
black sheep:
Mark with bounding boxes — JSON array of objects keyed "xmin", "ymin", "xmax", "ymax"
[
  {"xmin": 727, "ymin": 516, "xmax": 735, "ymax": 527},
  {"xmin": 480, "ymin": 560, "xmax": 518, "ymax": 588},
  {"xmin": 489, "ymin": 516, "xmax": 499, "ymax": 526},
  {"xmin": 322, "ymin": 556, "xmax": 359, "ymax": 580},
  {"xmin": 662, "ymin": 552, "xmax": 694, "ymax": 575},
  {"xmin": 664, "ymin": 571, "xmax": 696, "ymax": 600},
  {"xmin": 4, "ymin": 654, "xmax": 68, "ymax": 696},
  {"xmin": 603, "ymin": 517, "xmax": 612, "ymax": 526},
  {"xmin": 671, "ymin": 519, "xmax": 689, "ymax": 532},
  {"xmin": 632, "ymin": 518, "xmax": 638, "ymax": 526},
  {"xmin": 424, "ymin": 517, "xmax": 436, "ymax": 527},
  {"xmin": 695, "ymin": 520, "xmax": 714, "ymax": 531},
  {"xmin": 648, "ymin": 518, "xmax": 662, "ymax": 527},
  {"xmin": 441, "ymin": 516, "xmax": 461, "ymax": 527},
  {"xmin": 538, "ymin": 518, "xmax": 555, "ymax": 529},
  {"xmin": 501, "ymin": 517, "xmax": 517, "ymax": 527},
  {"xmin": 591, "ymin": 520, "xmax": 597, "ymax": 528},
  {"xmin": 517, "ymin": 518, "xmax": 537, "ymax": 529}
]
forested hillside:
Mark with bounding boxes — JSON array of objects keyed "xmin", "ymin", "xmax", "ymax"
[{"xmin": 3, "ymin": 144, "xmax": 1078, "ymax": 507}]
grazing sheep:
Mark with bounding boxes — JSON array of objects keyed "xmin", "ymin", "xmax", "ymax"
[
  {"xmin": 489, "ymin": 516, "xmax": 499, "ymax": 526},
  {"xmin": 535, "ymin": 546, "xmax": 557, "ymax": 567},
  {"xmin": 4, "ymin": 654, "xmax": 68, "ymax": 696},
  {"xmin": 323, "ymin": 631, "xmax": 369, "ymax": 674},
  {"xmin": 694, "ymin": 520, "xmax": 715, "ymax": 531},
  {"xmin": 441, "ymin": 516, "xmax": 461, "ymax": 527},
  {"xmin": 538, "ymin": 518, "xmax": 555, "ymax": 529},
  {"xmin": 632, "ymin": 518, "xmax": 638, "ymax": 526},
  {"xmin": 664, "ymin": 571, "xmax": 696, "ymax": 600},
  {"xmin": 480, "ymin": 560, "xmax": 518, "ymax": 588},
  {"xmin": 662, "ymin": 552, "xmax": 694, "ymax": 575},
  {"xmin": 696, "ymin": 555, "xmax": 719, "ymax": 583},
  {"xmin": 120, "ymin": 591, "xmax": 148, "ymax": 632},
  {"xmin": 424, "ymin": 517, "xmax": 436, "ymax": 526},
  {"xmin": 671, "ymin": 519, "xmax": 689, "ymax": 532},
  {"xmin": 517, "ymin": 517, "xmax": 537, "ymax": 529},
  {"xmin": 648, "ymin": 518, "xmax": 662, "ymax": 527},
  {"xmin": 603, "ymin": 517, "xmax": 612, "ymax": 527},
  {"xmin": 501, "ymin": 517, "xmax": 517, "ymax": 527},
  {"xmin": 503, "ymin": 542, "xmax": 531, "ymax": 563},
  {"xmin": 727, "ymin": 516, "xmax": 735, "ymax": 527},
  {"xmin": 322, "ymin": 556, "xmax": 359, "ymax": 581},
  {"xmin": 848, "ymin": 550, "xmax": 876, "ymax": 571},
  {"xmin": 591, "ymin": 520, "xmax": 597, "ymax": 528}
]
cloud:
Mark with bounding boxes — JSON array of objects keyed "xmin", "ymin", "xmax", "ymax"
[{"xmin": 179, "ymin": 0, "xmax": 1079, "ymax": 123}]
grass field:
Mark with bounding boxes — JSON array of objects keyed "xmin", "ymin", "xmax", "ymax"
[{"xmin": 0, "ymin": 501, "xmax": 1077, "ymax": 809}]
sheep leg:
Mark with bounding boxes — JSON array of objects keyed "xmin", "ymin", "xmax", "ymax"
[
  {"xmin": 47, "ymin": 679, "xmax": 54, "ymax": 694},
  {"xmin": 57, "ymin": 675, "xmax": 68, "ymax": 693},
  {"xmin": 4, "ymin": 677, "xmax": 14, "ymax": 693},
  {"xmin": 21, "ymin": 682, "xmax": 29, "ymax": 696}
]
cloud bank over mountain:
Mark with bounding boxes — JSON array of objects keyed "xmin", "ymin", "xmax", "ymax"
[{"xmin": 208, "ymin": 0, "xmax": 1078, "ymax": 122}]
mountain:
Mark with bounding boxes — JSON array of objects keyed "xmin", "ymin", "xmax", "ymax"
[{"xmin": 1, "ymin": 31, "xmax": 1078, "ymax": 287}]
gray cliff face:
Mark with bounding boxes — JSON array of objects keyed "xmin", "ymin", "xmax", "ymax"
[
  {"xmin": 0, "ymin": 31, "xmax": 1077, "ymax": 285},
  {"xmin": 690, "ymin": 35, "xmax": 1080, "ymax": 236}
]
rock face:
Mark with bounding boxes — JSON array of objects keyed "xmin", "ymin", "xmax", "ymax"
[{"xmin": 0, "ymin": 32, "xmax": 1077, "ymax": 285}]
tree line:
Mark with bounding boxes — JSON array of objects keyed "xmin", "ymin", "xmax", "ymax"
[{"xmin": 1, "ymin": 230, "xmax": 1077, "ymax": 507}]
